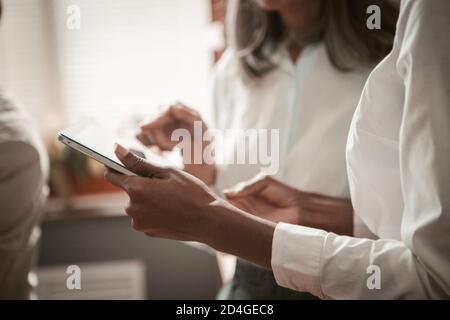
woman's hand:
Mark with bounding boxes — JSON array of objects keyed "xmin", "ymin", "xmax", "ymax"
[
  {"xmin": 225, "ymin": 175, "xmax": 354, "ymax": 236},
  {"xmin": 105, "ymin": 144, "xmax": 217, "ymax": 242},
  {"xmin": 137, "ymin": 102, "xmax": 215, "ymax": 185},
  {"xmin": 105, "ymin": 144, "xmax": 276, "ymax": 268}
]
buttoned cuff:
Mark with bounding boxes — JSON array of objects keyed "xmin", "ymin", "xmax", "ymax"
[{"xmin": 271, "ymin": 223, "xmax": 328, "ymax": 299}]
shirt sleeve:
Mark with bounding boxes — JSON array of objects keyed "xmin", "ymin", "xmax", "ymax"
[
  {"xmin": 0, "ymin": 141, "xmax": 45, "ymax": 298},
  {"xmin": 271, "ymin": 0, "xmax": 450, "ymax": 299},
  {"xmin": 0, "ymin": 141, "xmax": 43, "ymax": 232}
]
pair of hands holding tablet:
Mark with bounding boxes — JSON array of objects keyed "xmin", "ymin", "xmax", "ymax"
[{"xmin": 102, "ymin": 103, "xmax": 353, "ymax": 268}]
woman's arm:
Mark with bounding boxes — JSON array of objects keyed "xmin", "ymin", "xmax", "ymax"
[
  {"xmin": 207, "ymin": 201, "xmax": 276, "ymax": 269},
  {"xmin": 269, "ymin": 0, "xmax": 450, "ymax": 299},
  {"xmin": 106, "ymin": 1, "xmax": 450, "ymax": 296},
  {"xmin": 105, "ymin": 144, "xmax": 276, "ymax": 269}
]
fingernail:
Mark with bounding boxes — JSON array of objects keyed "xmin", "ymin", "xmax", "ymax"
[{"xmin": 114, "ymin": 143, "xmax": 129, "ymax": 157}]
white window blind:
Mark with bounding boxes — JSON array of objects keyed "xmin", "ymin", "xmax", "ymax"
[
  {"xmin": 0, "ymin": 0, "xmax": 61, "ymax": 134},
  {"xmin": 0, "ymin": 0, "xmax": 215, "ymax": 134}
]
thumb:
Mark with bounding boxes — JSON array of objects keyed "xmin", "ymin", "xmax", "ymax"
[{"xmin": 114, "ymin": 143, "xmax": 170, "ymax": 179}]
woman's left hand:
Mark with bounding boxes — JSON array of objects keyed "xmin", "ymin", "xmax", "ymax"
[{"xmin": 224, "ymin": 175, "xmax": 354, "ymax": 236}]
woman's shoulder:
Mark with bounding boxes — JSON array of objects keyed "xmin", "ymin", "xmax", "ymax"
[
  {"xmin": 0, "ymin": 94, "xmax": 48, "ymax": 176},
  {"xmin": 0, "ymin": 95, "xmax": 34, "ymax": 144}
]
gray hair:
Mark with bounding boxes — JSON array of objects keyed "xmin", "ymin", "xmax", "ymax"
[{"xmin": 227, "ymin": 0, "xmax": 399, "ymax": 78}]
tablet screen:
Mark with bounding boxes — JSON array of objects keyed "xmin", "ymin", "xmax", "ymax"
[
  {"xmin": 61, "ymin": 123, "xmax": 127, "ymax": 166},
  {"xmin": 59, "ymin": 122, "xmax": 174, "ymax": 170}
]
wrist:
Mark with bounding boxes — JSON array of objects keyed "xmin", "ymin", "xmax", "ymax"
[
  {"xmin": 202, "ymin": 199, "xmax": 276, "ymax": 269},
  {"xmin": 199, "ymin": 199, "xmax": 232, "ymax": 246},
  {"xmin": 184, "ymin": 163, "xmax": 216, "ymax": 185}
]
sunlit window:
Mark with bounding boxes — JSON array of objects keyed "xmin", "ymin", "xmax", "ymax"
[{"xmin": 0, "ymin": 0, "xmax": 220, "ymax": 135}]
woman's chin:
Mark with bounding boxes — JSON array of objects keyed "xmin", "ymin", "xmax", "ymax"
[{"xmin": 254, "ymin": 0, "xmax": 280, "ymax": 11}]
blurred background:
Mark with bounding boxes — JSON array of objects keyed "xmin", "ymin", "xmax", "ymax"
[{"xmin": 0, "ymin": 0, "xmax": 227, "ymax": 299}]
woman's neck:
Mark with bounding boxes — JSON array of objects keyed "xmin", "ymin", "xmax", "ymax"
[{"xmin": 278, "ymin": 1, "xmax": 321, "ymax": 63}]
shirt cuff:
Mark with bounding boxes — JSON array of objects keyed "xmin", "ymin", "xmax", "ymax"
[{"xmin": 271, "ymin": 222, "xmax": 328, "ymax": 299}]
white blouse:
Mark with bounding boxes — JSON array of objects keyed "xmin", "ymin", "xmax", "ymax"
[
  {"xmin": 271, "ymin": 0, "xmax": 450, "ymax": 299},
  {"xmin": 212, "ymin": 42, "xmax": 369, "ymax": 223}
]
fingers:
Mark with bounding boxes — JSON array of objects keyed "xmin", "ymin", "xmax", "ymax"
[
  {"xmin": 152, "ymin": 127, "xmax": 174, "ymax": 151},
  {"xmin": 136, "ymin": 131, "xmax": 154, "ymax": 146},
  {"xmin": 224, "ymin": 173, "xmax": 274, "ymax": 199},
  {"xmin": 140, "ymin": 102, "xmax": 199, "ymax": 131},
  {"xmin": 138, "ymin": 109, "xmax": 173, "ymax": 148},
  {"xmin": 138, "ymin": 103, "xmax": 202, "ymax": 151},
  {"xmin": 104, "ymin": 169, "xmax": 132, "ymax": 191},
  {"xmin": 140, "ymin": 108, "xmax": 172, "ymax": 131},
  {"xmin": 105, "ymin": 166, "xmax": 166, "ymax": 202},
  {"xmin": 114, "ymin": 143, "xmax": 170, "ymax": 178},
  {"xmin": 169, "ymin": 103, "xmax": 201, "ymax": 124},
  {"xmin": 228, "ymin": 197, "xmax": 252, "ymax": 213}
]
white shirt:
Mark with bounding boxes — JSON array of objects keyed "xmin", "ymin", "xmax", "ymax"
[
  {"xmin": 210, "ymin": 42, "xmax": 375, "ymax": 283},
  {"xmin": 212, "ymin": 43, "xmax": 369, "ymax": 202},
  {"xmin": 212, "ymin": 43, "xmax": 374, "ymax": 238},
  {"xmin": 271, "ymin": 0, "xmax": 450, "ymax": 299}
]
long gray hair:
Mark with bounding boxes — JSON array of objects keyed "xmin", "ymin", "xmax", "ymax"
[{"xmin": 226, "ymin": 0, "xmax": 399, "ymax": 77}]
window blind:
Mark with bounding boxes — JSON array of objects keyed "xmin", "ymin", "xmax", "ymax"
[
  {"xmin": 0, "ymin": 0, "xmax": 61, "ymax": 135},
  {"xmin": 53, "ymin": 0, "xmax": 214, "ymax": 129},
  {"xmin": 0, "ymin": 0, "xmax": 214, "ymax": 134}
]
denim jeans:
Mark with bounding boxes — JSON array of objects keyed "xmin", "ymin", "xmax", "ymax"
[{"xmin": 217, "ymin": 258, "xmax": 318, "ymax": 300}]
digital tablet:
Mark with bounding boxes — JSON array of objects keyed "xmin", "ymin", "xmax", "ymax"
[{"xmin": 58, "ymin": 123, "xmax": 138, "ymax": 176}]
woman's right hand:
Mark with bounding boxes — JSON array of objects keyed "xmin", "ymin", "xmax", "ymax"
[{"xmin": 137, "ymin": 102, "xmax": 216, "ymax": 185}]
